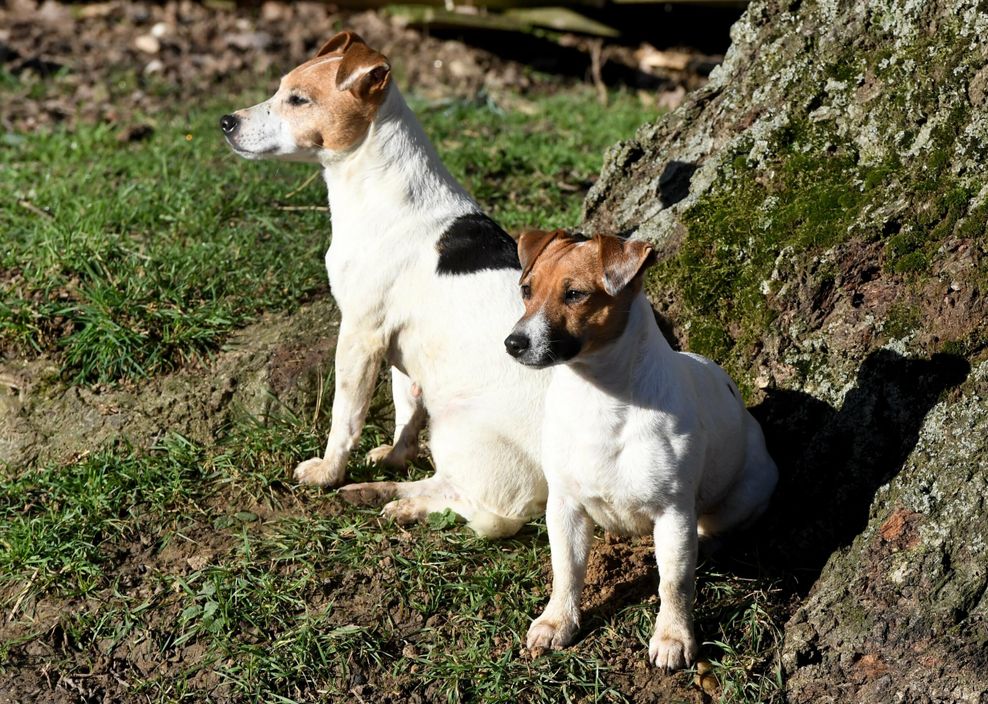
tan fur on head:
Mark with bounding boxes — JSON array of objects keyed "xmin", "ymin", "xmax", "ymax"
[
  {"xmin": 227, "ymin": 30, "xmax": 393, "ymax": 157},
  {"xmin": 314, "ymin": 30, "xmax": 366, "ymax": 58},
  {"xmin": 284, "ymin": 34, "xmax": 391, "ymax": 152},
  {"xmin": 518, "ymin": 228, "xmax": 568, "ymax": 281},
  {"xmin": 515, "ymin": 231, "xmax": 657, "ymax": 358}
]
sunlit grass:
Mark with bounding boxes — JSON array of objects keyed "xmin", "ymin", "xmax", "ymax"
[{"xmin": 1, "ymin": 86, "xmax": 655, "ymax": 383}]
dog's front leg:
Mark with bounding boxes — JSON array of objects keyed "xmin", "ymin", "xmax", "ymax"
[
  {"xmin": 294, "ymin": 322, "xmax": 386, "ymax": 487},
  {"xmin": 649, "ymin": 504, "xmax": 699, "ymax": 670},
  {"xmin": 527, "ymin": 494, "xmax": 593, "ymax": 652}
]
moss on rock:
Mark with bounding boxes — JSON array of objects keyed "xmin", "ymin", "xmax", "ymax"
[{"xmin": 583, "ymin": 0, "xmax": 988, "ymax": 699}]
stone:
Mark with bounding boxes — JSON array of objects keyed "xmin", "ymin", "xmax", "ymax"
[{"xmin": 582, "ymin": 0, "xmax": 988, "ymax": 699}]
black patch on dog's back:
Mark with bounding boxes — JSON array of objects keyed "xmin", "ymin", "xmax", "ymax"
[{"xmin": 436, "ymin": 212, "xmax": 521, "ymax": 275}]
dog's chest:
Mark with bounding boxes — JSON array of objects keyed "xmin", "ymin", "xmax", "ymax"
[{"xmin": 542, "ymin": 371, "xmax": 674, "ymax": 536}]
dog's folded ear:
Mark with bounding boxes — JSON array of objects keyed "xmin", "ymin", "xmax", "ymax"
[
  {"xmin": 596, "ymin": 234, "xmax": 657, "ymax": 296},
  {"xmin": 314, "ymin": 31, "xmax": 366, "ymax": 59},
  {"xmin": 518, "ymin": 229, "xmax": 565, "ymax": 281},
  {"xmin": 336, "ymin": 43, "xmax": 392, "ymax": 100}
]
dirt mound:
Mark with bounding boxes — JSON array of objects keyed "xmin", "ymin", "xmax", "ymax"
[{"xmin": 0, "ymin": 296, "xmax": 338, "ymax": 469}]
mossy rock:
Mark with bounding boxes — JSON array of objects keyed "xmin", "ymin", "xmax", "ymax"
[{"xmin": 583, "ymin": 0, "xmax": 988, "ymax": 699}]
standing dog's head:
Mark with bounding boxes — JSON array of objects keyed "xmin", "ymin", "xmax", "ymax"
[
  {"xmin": 504, "ymin": 230, "xmax": 656, "ymax": 368},
  {"xmin": 220, "ymin": 31, "xmax": 391, "ymax": 163}
]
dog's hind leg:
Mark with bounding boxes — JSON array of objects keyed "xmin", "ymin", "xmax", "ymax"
[
  {"xmin": 423, "ymin": 420, "xmax": 544, "ymax": 538},
  {"xmin": 380, "ymin": 496, "xmax": 525, "ymax": 538},
  {"xmin": 698, "ymin": 417, "xmax": 778, "ymax": 538},
  {"xmin": 338, "ymin": 471, "xmax": 512, "ymax": 531},
  {"xmin": 366, "ymin": 367, "xmax": 426, "ymax": 468},
  {"xmin": 338, "ymin": 475, "xmax": 448, "ymax": 507},
  {"xmin": 340, "ymin": 476, "xmax": 528, "ymax": 538}
]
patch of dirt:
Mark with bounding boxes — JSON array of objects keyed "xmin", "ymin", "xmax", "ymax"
[
  {"xmin": 0, "ymin": 515, "xmax": 241, "ymax": 703},
  {"xmin": 583, "ymin": 532, "xmax": 657, "ymax": 614},
  {"xmin": 582, "ymin": 534, "xmax": 708, "ymax": 704},
  {"xmin": 0, "ymin": 516, "xmax": 716, "ymax": 703},
  {"xmin": 0, "ymin": 0, "xmax": 723, "ymax": 132},
  {"xmin": 0, "ymin": 295, "xmax": 339, "ymax": 469}
]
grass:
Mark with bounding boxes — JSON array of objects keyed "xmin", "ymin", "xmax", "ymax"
[
  {"xmin": 1, "ymin": 408, "xmax": 784, "ymax": 702},
  {"xmin": 0, "ymin": 76, "xmax": 785, "ymax": 702},
  {"xmin": 1, "ymin": 87, "xmax": 651, "ymax": 384}
]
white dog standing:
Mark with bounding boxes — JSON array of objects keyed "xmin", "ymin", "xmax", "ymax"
[
  {"xmin": 505, "ymin": 229, "xmax": 778, "ymax": 669},
  {"xmin": 222, "ymin": 32, "xmax": 549, "ymax": 537}
]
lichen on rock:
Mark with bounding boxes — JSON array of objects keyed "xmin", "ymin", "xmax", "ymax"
[{"xmin": 583, "ymin": 0, "xmax": 988, "ymax": 699}]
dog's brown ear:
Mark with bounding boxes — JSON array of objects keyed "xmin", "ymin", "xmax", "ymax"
[
  {"xmin": 314, "ymin": 31, "xmax": 366, "ymax": 59},
  {"xmin": 336, "ymin": 43, "xmax": 391, "ymax": 100},
  {"xmin": 596, "ymin": 234, "xmax": 656, "ymax": 296},
  {"xmin": 518, "ymin": 229, "xmax": 564, "ymax": 281}
]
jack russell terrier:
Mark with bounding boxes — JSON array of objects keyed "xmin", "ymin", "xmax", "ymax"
[
  {"xmin": 505, "ymin": 229, "xmax": 778, "ymax": 670},
  {"xmin": 221, "ymin": 31, "xmax": 549, "ymax": 537}
]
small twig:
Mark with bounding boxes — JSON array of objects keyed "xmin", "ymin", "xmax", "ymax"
[
  {"xmin": 590, "ymin": 39, "xmax": 608, "ymax": 107},
  {"xmin": 284, "ymin": 171, "xmax": 320, "ymax": 199},
  {"xmin": 8, "ymin": 567, "xmax": 40, "ymax": 622},
  {"xmin": 275, "ymin": 205, "xmax": 329, "ymax": 212},
  {"xmin": 17, "ymin": 199, "xmax": 54, "ymax": 219},
  {"xmin": 312, "ymin": 368, "xmax": 325, "ymax": 428}
]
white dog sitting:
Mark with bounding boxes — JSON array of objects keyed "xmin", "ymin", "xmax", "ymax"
[
  {"xmin": 222, "ymin": 32, "xmax": 549, "ymax": 537},
  {"xmin": 505, "ymin": 229, "xmax": 778, "ymax": 670}
]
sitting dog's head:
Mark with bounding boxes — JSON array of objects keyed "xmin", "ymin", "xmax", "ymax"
[
  {"xmin": 220, "ymin": 31, "xmax": 391, "ymax": 163},
  {"xmin": 505, "ymin": 230, "xmax": 656, "ymax": 368}
]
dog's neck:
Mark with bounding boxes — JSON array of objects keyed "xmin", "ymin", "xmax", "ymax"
[
  {"xmin": 566, "ymin": 294, "xmax": 672, "ymax": 396},
  {"xmin": 320, "ymin": 86, "xmax": 476, "ymax": 239}
]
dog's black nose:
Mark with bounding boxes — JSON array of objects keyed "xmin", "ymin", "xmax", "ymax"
[
  {"xmin": 219, "ymin": 114, "xmax": 240, "ymax": 135},
  {"xmin": 505, "ymin": 333, "xmax": 530, "ymax": 358}
]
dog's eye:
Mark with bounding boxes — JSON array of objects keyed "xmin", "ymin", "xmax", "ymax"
[
  {"xmin": 564, "ymin": 289, "xmax": 588, "ymax": 303},
  {"xmin": 286, "ymin": 94, "xmax": 310, "ymax": 107},
  {"xmin": 520, "ymin": 284, "xmax": 532, "ymax": 300}
]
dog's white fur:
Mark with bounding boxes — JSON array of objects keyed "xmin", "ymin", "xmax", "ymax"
[
  {"xmin": 225, "ymin": 35, "xmax": 549, "ymax": 536},
  {"xmin": 513, "ymin": 238, "xmax": 778, "ymax": 669}
]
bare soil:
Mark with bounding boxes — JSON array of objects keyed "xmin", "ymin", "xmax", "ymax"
[{"xmin": 0, "ymin": 0, "xmax": 721, "ymax": 132}]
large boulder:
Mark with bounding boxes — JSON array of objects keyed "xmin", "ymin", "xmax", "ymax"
[{"xmin": 582, "ymin": 0, "xmax": 988, "ymax": 700}]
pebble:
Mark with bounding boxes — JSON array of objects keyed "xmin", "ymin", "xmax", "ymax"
[{"xmin": 134, "ymin": 34, "xmax": 160, "ymax": 54}]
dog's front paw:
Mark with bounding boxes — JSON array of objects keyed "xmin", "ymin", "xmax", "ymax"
[
  {"xmin": 648, "ymin": 623, "xmax": 697, "ymax": 671},
  {"xmin": 366, "ymin": 442, "xmax": 418, "ymax": 468},
  {"xmin": 526, "ymin": 616, "xmax": 578, "ymax": 654},
  {"xmin": 293, "ymin": 456, "xmax": 346, "ymax": 487}
]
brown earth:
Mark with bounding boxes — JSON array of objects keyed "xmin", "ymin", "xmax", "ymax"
[
  {"xmin": 1, "ymin": 521, "xmax": 708, "ymax": 704},
  {"xmin": 0, "ymin": 0, "xmax": 722, "ymax": 132}
]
